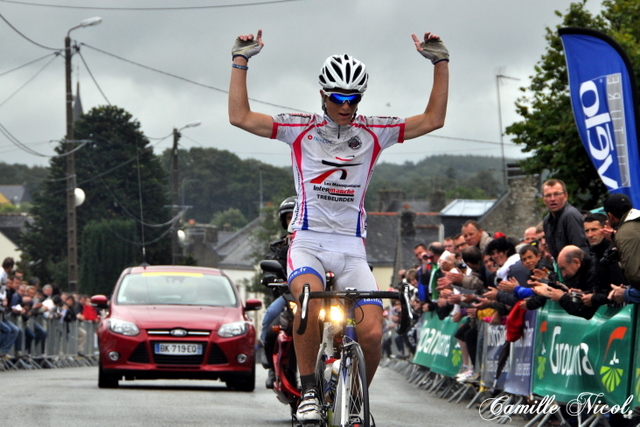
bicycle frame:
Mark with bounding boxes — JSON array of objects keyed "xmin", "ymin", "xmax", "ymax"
[{"xmin": 297, "ymin": 284, "xmax": 412, "ymax": 427}]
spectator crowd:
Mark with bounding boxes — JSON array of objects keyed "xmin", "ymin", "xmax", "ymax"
[
  {"xmin": 382, "ymin": 178, "xmax": 639, "ymax": 388},
  {"xmin": 0, "ymin": 256, "xmax": 99, "ymax": 367}
]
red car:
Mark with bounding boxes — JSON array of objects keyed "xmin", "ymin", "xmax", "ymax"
[{"xmin": 92, "ymin": 265, "xmax": 262, "ymax": 390}]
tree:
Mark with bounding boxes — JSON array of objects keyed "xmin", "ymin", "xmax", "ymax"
[
  {"xmin": 20, "ymin": 106, "xmax": 172, "ymax": 291},
  {"xmin": 506, "ymin": 1, "xmax": 640, "ymax": 209},
  {"xmin": 0, "ymin": 163, "xmax": 48, "ymax": 195},
  {"xmin": 80, "ymin": 219, "xmax": 137, "ymax": 295},
  {"xmin": 159, "ymin": 147, "xmax": 295, "ymax": 223},
  {"xmin": 210, "ymin": 208, "xmax": 248, "ymax": 231},
  {"xmin": 469, "ymin": 170, "xmax": 502, "ymax": 198}
]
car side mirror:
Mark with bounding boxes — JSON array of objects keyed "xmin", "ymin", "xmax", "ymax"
[
  {"xmin": 91, "ymin": 294, "xmax": 109, "ymax": 309},
  {"xmin": 244, "ymin": 298, "xmax": 263, "ymax": 311}
]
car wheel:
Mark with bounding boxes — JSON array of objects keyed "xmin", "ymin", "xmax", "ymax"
[
  {"xmin": 226, "ymin": 364, "xmax": 256, "ymax": 392},
  {"xmin": 98, "ymin": 361, "xmax": 119, "ymax": 389}
]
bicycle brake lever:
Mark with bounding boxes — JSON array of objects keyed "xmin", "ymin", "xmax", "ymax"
[
  {"xmin": 296, "ymin": 283, "xmax": 310, "ymax": 335},
  {"xmin": 396, "ymin": 284, "xmax": 413, "ymax": 335}
]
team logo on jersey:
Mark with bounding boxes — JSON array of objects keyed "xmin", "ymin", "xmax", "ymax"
[
  {"xmin": 310, "ymin": 160, "xmax": 363, "ymax": 184},
  {"xmin": 347, "ymin": 136, "xmax": 362, "ymax": 150},
  {"xmin": 308, "ymin": 134, "xmax": 331, "ymax": 145}
]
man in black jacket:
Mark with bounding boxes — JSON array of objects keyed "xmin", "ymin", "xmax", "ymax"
[
  {"xmin": 584, "ymin": 212, "xmax": 612, "ymax": 261},
  {"xmin": 541, "ymin": 179, "xmax": 590, "ymax": 260},
  {"xmin": 533, "ymin": 245, "xmax": 599, "ymax": 319}
]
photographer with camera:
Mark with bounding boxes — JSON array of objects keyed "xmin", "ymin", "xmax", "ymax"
[
  {"xmin": 530, "ymin": 245, "xmax": 599, "ymax": 319},
  {"xmin": 413, "ymin": 243, "xmax": 434, "ymax": 299}
]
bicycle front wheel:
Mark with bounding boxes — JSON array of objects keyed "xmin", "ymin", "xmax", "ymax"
[{"xmin": 331, "ymin": 342, "xmax": 369, "ymax": 427}]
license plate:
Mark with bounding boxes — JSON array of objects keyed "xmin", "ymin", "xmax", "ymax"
[{"xmin": 154, "ymin": 343, "xmax": 202, "ymax": 355}]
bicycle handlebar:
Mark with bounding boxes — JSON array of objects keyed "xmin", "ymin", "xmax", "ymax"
[{"xmin": 296, "ymin": 284, "xmax": 413, "ymax": 336}]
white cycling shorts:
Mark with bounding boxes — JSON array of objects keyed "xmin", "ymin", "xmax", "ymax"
[{"xmin": 287, "ymin": 231, "xmax": 381, "ymax": 308}]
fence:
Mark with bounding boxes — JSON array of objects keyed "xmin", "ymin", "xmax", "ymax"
[
  {"xmin": 0, "ymin": 313, "xmax": 99, "ymax": 371},
  {"xmin": 385, "ymin": 300, "xmax": 640, "ymax": 426}
]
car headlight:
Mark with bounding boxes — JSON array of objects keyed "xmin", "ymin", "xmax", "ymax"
[
  {"xmin": 218, "ymin": 321, "xmax": 248, "ymax": 338},
  {"xmin": 108, "ymin": 318, "xmax": 140, "ymax": 336}
]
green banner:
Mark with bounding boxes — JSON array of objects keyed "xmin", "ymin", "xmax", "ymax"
[
  {"xmin": 413, "ymin": 312, "xmax": 464, "ymax": 377},
  {"xmin": 629, "ymin": 304, "xmax": 640, "ymax": 408},
  {"xmin": 583, "ymin": 303, "xmax": 635, "ymax": 407},
  {"xmin": 533, "ymin": 300, "xmax": 634, "ymax": 407}
]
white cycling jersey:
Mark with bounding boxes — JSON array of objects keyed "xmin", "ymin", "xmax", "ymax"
[{"xmin": 271, "ymin": 113, "xmax": 405, "ymax": 238}]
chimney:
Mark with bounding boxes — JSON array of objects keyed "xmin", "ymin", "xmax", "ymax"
[
  {"xmin": 377, "ymin": 189, "xmax": 406, "ymax": 212},
  {"xmin": 400, "ymin": 209, "xmax": 416, "ymax": 237}
]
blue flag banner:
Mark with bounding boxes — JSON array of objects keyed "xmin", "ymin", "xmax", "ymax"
[{"xmin": 560, "ymin": 28, "xmax": 640, "ymax": 207}]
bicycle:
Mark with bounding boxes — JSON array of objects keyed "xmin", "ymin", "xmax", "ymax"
[{"xmin": 297, "ymin": 279, "xmax": 412, "ymax": 427}]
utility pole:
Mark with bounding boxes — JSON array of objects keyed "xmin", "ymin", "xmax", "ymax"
[
  {"xmin": 169, "ymin": 121, "xmax": 201, "ymax": 264},
  {"xmin": 171, "ymin": 128, "xmax": 180, "ymax": 265},
  {"xmin": 496, "ymin": 73, "xmax": 520, "ymax": 188},
  {"xmin": 65, "ymin": 17, "xmax": 101, "ymax": 292},
  {"xmin": 65, "ymin": 33, "xmax": 77, "ymax": 291}
]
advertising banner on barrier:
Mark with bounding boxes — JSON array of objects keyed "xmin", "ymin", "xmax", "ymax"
[
  {"xmin": 413, "ymin": 312, "xmax": 463, "ymax": 377},
  {"xmin": 533, "ymin": 300, "xmax": 633, "ymax": 406},
  {"xmin": 582, "ymin": 303, "xmax": 635, "ymax": 407},
  {"xmin": 504, "ymin": 309, "xmax": 537, "ymax": 396},
  {"xmin": 533, "ymin": 300, "xmax": 598, "ymax": 402},
  {"xmin": 632, "ymin": 308, "xmax": 640, "ymax": 408},
  {"xmin": 480, "ymin": 323, "xmax": 508, "ymax": 389},
  {"xmin": 560, "ymin": 28, "xmax": 640, "ymax": 206}
]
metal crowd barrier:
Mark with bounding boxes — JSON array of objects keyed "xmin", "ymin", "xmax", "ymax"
[
  {"xmin": 381, "ymin": 303, "xmax": 640, "ymax": 427},
  {"xmin": 0, "ymin": 313, "xmax": 99, "ymax": 371}
]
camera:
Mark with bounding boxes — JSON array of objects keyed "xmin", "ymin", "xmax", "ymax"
[
  {"xmin": 421, "ymin": 252, "xmax": 433, "ymax": 261},
  {"xmin": 569, "ymin": 291, "xmax": 583, "ymax": 303}
]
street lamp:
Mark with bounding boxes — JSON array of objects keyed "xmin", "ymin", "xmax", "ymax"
[
  {"xmin": 65, "ymin": 16, "xmax": 101, "ymax": 292},
  {"xmin": 171, "ymin": 121, "xmax": 201, "ymax": 264}
]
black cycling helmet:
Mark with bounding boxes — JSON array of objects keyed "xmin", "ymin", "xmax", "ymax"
[{"xmin": 278, "ymin": 196, "xmax": 296, "ymax": 230}]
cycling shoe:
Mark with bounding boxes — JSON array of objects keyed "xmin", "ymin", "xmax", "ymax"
[{"xmin": 296, "ymin": 388, "xmax": 323, "ymax": 423}]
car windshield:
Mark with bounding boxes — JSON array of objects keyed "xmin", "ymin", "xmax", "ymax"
[{"xmin": 116, "ymin": 272, "xmax": 237, "ymax": 307}]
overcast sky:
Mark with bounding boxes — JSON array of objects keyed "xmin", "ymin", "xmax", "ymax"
[{"xmin": 0, "ymin": 0, "xmax": 604, "ymax": 169}]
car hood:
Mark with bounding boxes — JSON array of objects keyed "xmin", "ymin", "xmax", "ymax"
[{"xmin": 110, "ymin": 305, "xmax": 244, "ymax": 331}]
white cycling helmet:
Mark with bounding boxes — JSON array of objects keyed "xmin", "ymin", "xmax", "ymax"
[{"xmin": 318, "ymin": 54, "xmax": 368, "ymax": 93}]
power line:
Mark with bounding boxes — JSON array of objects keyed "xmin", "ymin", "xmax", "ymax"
[
  {"xmin": 0, "ymin": 0, "xmax": 302, "ymax": 11},
  {"xmin": 0, "ymin": 140, "xmax": 52, "ymax": 154},
  {"xmin": 81, "ymin": 43, "xmax": 309, "ymax": 113},
  {"xmin": 0, "ymin": 121, "xmax": 89, "ymax": 158},
  {"xmin": 77, "ymin": 48, "xmax": 111, "ymax": 105},
  {"xmin": 0, "ymin": 8, "xmax": 522, "ymax": 162},
  {"xmin": 84, "ymin": 147, "xmax": 187, "ymax": 229},
  {"xmin": 0, "ymin": 52, "xmax": 59, "ymax": 109},
  {"xmin": 46, "ymin": 134, "xmax": 170, "ymax": 187},
  {"xmin": 0, "ymin": 11, "xmax": 59, "ymax": 50},
  {"xmin": 423, "ymin": 133, "xmax": 504, "ymax": 146},
  {"xmin": 178, "ymin": 134, "xmax": 205, "ymax": 148},
  {"xmin": 0, "ymin": 52, "xmax": 60, "ymax": 78}
]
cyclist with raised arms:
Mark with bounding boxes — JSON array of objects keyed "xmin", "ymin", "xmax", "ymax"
[{"xmin": 229, "ymin": 29, "xmax": 449, "ymax": 424}]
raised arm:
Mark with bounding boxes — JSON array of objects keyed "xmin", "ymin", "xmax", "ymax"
[
  {"xmin": 404, "ymin": 32, "xmax": 449, "ymax": 140},
  {"xmin": 228, "ymin": 29, "xmax": 274, "ymax": 138}
]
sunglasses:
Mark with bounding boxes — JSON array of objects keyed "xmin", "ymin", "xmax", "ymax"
[{"xmin": 324, "ymin": 92, "xmax": 362, "ymax": 105}]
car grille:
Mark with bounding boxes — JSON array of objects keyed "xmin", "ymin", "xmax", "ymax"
[
  {"xmin": 127, "ymin": 341, "xmax": 229, "ymax": 366},
  {"xmin": 129, "ymin": 342, "xmax": 150, "ymax": 364},
  {"xmin": 207, "ymin": 343, "xmax": 227, "ymax": 365},
  {"xmin": 147, "ymin": 329, "xmax": 211, "ymax": 337}
]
